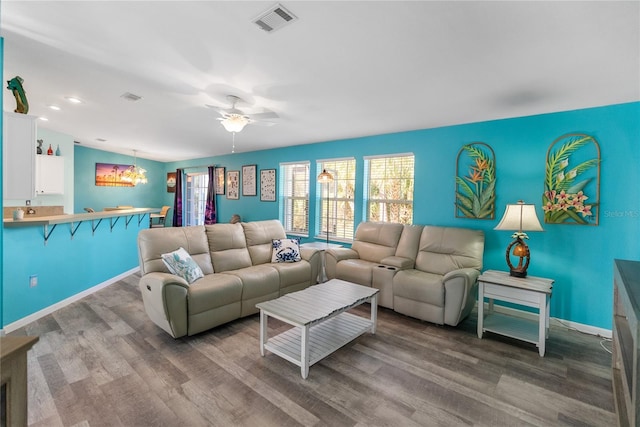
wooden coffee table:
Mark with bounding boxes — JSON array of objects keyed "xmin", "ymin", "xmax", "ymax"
[{"xmin": 256, "ymin": 279, "xmax": 379, "ymax": 379}]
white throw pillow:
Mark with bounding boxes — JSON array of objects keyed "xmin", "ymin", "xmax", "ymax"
[
  {"xmin": 271, "ymin": 238, "xmax": 301, "ymax": 263},
  {"xmin": 161, "ymin": 247, "xmax": 204, "ymax": 284}
]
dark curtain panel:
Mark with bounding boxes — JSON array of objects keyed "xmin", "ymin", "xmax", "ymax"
[
  {"xmin": 204, "ymin": 166, "xmax": 217, "ymax": 224},
  {"xmin": 172, "ymin": 168, "xmax": 183, "ymax": 227}
]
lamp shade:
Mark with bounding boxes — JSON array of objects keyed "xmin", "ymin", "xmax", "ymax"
[
  {"xmin": 494, "ymin": 201, "xmax": 543, "ymax": 232},
  {"xmin": 317, "ymin": 169, "xmax": 333, "ymax": 182},
  {"xmin": 221, "ymin": 114, "xmax": 249, "ymax": 133}
]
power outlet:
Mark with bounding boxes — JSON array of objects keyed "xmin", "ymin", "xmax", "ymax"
[
  {"xmin": 29, "ymin": 274, "xmax": 38, "ymax": 287},
  {"xmin": 26, "ymin": 199, "xmax": 31, "ymax": 206}
]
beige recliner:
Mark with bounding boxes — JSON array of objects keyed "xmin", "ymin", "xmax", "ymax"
[
  {"xmin": 326, "ymin": 221, "xmax": 484, "ymax": 326},
  {"xmin": 393, "ymin": 226, "xmax": 484, "ymax": 326}
]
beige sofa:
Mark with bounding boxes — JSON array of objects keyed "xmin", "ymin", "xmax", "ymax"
[
  {"xmin": 326, "ymin": 221, "xmax": 484, "ymax": 326},
  {"xmin": 137, "ymin": 220, "xmax": 321, "ymax": 338}
]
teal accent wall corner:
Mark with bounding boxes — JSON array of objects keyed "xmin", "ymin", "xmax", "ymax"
[{"xmin": 74, "ymin": 145, "xmax": 167, "ymax": 212}]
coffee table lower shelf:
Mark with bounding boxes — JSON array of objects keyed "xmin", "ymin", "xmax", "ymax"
[{"xmin": 264, "ymin": 312, "xmax": 373, "ymax": 371}]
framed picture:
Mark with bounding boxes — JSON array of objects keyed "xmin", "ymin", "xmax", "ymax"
[
  {"xmin": 260, "ymin": 169, "xmax": 277, "ymax": 202},
  {"xmin": 227, "ymin": 170, "xmax": 239, "ymax": 200},
  {"xmin": 242, "ymin": 164, "xmax": 257, "ymax": 196},
  {"xmin": 215, "ymin": 167, "xmax": 225, "ymax": 195},
  {"xmin": 166, "ymin": 172, "xmax": 176, "ymax": 193},
  {"xmin": 95, "ymin": 162, "xmax": 134, "ymax": 187}
]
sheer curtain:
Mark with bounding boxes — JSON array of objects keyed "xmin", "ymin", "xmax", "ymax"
[
  {"xmin": 204, "ymin": 166, "xmax": 217, "ymax": 224},
  {"xmin": 172, "ymin": 168, "xmax": 183, "ymax": 227}
]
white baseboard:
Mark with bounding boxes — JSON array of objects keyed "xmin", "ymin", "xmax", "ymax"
[
  {"xmin": 485, "ymin": 303, "xmax": 612, "ymax": 339},
  {"xmin": 1, "ymin": 267, "xmax": 139, "ymax": 335}
]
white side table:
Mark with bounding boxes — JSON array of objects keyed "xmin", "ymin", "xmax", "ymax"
[
  {"xmin": 477, "ymin": 270, "xmax": 554, "ymax": 357},
  {"xmin": 300, "ymin": 242, "xmax": 343, "ymax": 282}
]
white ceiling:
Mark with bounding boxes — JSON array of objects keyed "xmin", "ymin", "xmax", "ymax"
[{"xmin": 1, "ymin": 1, "xmax": 638, "ymax": 162}]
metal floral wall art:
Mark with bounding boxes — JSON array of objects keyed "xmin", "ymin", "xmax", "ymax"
[
  {"xmin": 455, "ymin": 142, "xmax": 496, "ymax": 219},
  {"xmin": 543, "ymin": 133, "xmax": 600, "ymax": 225}
]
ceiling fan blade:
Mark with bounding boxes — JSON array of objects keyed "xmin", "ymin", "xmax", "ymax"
[
  {"xmin": 251, "ymin": 121, "xmax": 277, "ymax": 127},
  {"xmin": 248, "ymin": 111, "xmax": 279, "ymax": 120}
]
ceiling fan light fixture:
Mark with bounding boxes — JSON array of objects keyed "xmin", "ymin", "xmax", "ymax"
[{"xmin": 221, "ymin": 114, "xmax": 249, "ymax": 133}]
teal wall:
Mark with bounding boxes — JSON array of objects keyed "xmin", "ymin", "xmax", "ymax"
[
  {"xmin": 163, "ymin": 102, "xmax": 640, "ymax": 330},
  {"xmin": 74, "ymin": 145, "xmax": 166, "ymax": 213},
  {"xmin": 2, "ymin": 102, "xmax": 638, "ymax": 330}
]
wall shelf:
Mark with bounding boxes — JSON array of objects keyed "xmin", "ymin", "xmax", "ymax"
[{"xmin": 3, "ymin": 208, "xmax": 160, "ymax": 244}]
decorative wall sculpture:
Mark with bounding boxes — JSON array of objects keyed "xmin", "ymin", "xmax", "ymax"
[
  {"xmin": 455, "ymin": 142, "xmax": 496, "ymax": 219},
  {"xmin": 543, "ymin": 133, "xmax": 600, "ymax": 225}
]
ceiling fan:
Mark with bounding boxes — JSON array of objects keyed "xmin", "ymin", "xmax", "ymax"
[{"xmin": 206, "ymin": 95, "xmax": 279, "ymax": 133}]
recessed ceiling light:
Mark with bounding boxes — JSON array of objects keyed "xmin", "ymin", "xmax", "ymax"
[
  {"xmin": 65, "ymin": 96, "xmax": 83, "ymax": 104},
  {"xmin": 38, "ymin": 117, "xmax": 49, "ymax": 121},
  {"xmin": 48, "ymin": 105, "xmax": 61, "ymax": 110}
]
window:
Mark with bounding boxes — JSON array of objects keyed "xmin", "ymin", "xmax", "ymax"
[
  {"xmin": 317, "ymin": 158, "xmax": 356, "ymax": 241},
  {"xmin": 184, "ymin": 172, "xmax": 208, "ymax": 226},
  {"xmin": 365, "ymin": 153, "xmax": 414, "ymax": 224},
  {"xmin": 280, "ymin": 162, "xmax": 310, "ymax": 235}
]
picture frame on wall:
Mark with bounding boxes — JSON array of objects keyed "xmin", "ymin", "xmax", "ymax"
[
  {"xmin": 166, "ymin": 172, "xmax": 176, "ymax": 193},
  {"xmin": 227, "ymin": 170, "xmax": 239, "ymax": 200},
  {"xmin": 95, "ymin": 162, "xmax": 134, "ymax": 187},
  {"xmin": 260, "ymin": 169, "xmax": 277, "ymax": 202},
  {"xmin": 242, "ymin": 164, "xmax": 257, "ymax": 196},
  {"xmin": 215, "ymin": 166, "xmax": 225, "ymax": 195}
]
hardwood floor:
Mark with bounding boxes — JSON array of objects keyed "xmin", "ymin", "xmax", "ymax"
[{"xmin": 10, "ymin": 272, "xmax": 615, "ymax": 426}]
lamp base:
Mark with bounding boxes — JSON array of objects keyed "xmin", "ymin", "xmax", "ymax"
[
  {"xmin": 509, "ymin": 268, "xmax": 528, "ymax": 278},
  {"xmin": 505, "ymin": 237, "xmax": 531, "ymax": 279}
]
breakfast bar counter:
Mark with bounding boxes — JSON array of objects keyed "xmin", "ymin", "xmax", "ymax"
[{"xmin": 3, "ymin": 207, "xmax": 160, "ymax": 244}]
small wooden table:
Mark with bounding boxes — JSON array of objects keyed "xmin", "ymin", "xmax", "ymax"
[
  {"xmin": 256, "ymin": 279, "xmax": 378, "ymax": 379},
  {"xmin": 477, "ymin": 270, "xmax": 553, "ymax": 356}
]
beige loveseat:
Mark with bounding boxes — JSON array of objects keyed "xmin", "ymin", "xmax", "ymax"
[
  {"xmin": 137, "ymin": 220, "xmax": 321, "ymax": 338},
  {"xmin": 325, "ymin": 221, "xmax": 484, "ymax": 326}
]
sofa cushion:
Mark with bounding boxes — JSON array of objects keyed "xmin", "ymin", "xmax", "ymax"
[
  {"xmin": 336, "ymin": 259, "xmax": 379, "ymax": 287},
  {"xmin": 271, "ymin": 238, "xmax": 301, "ymax": 263},
  {"xmin": 187, "ymin": 274, "xmax": 243, "ymax": 315},
  {"xmin": 242, "ymin": 220, "xmax": 287, "ymax": 265},
  {"xmin": 138, "ymin": 225, "xmax": 214, "ymax": 275},
  {"xmin": 351, "ymin": 221, "xmax": 404, "ymax": 263},
  {"xmin": 206, "ymin": 223, "xmax": 253, "ymax": 272},
  {"xmin": 415, "ymin": 226, "xmax": 484, "ymax": 275},
  {"xmin": 270, "ymin": 260, "xmax": 311, "ymax": 289},
  {"xmin": 161, "ymin": 247, "xmax": 205, "ymax": 284},
  {"xmin": 393, "ymin": 269, "xmax": 444, "ymax": 307}
]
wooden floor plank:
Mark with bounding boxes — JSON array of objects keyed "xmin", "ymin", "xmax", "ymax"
[{"xmin": 11, "ymin": 272, "xmax": 616, "ymax": 426}]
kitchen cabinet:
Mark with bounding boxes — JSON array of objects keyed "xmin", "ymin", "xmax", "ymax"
[
  {"xmin": 2, "ymin": 112, "xmax": 36, "ymax": 200},
  {"xmin": 35, "ymin": 155, "xmax": 64, "ymax": 195}
]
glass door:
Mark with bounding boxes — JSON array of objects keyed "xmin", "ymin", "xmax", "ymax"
[{"xmin": 184, "ymin": 172, "xmax": 208, "ymax": 226}]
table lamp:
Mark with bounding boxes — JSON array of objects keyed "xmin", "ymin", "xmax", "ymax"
[{"xmin": 494, "ymin": 200, "xmax": 543, "ymax": 278}]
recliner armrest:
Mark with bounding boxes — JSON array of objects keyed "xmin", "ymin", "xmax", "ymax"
[
  {"xmin": 140, "ymin": 272, "xmax": 189, "ymax": 290},
  {"xmin": 326, "ymin": 247, "xmax": 359, "ymax": 261},
  {"xmin": 380, "ymin": 255, "xmax": 414, "ymax": 270},
  {"xmin": 325, "ymin": 248, "xmax": 359, "ymax": 280},
  {"xmin": 442, "ymin": 268, "xmax": 481, "ymax": 326},
  {"xmin": 139, "ymin": 272, "xmax": 190, "ymax": 338},
  {"xmin": 299, "ymin": 247, "xmax": 320, "ymax": 261},
  {"xmin": 443, "ymin": 268, "xmax": 480, "ymax": 285}
]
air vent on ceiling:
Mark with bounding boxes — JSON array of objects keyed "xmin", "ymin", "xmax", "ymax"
[
  {"xmin": 120, "ymin": 92, "xmax": 142, "ymax": 102},
  {"xmin": 253, "ymin": 3, "xmax": 297, "ymax": 33}
]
